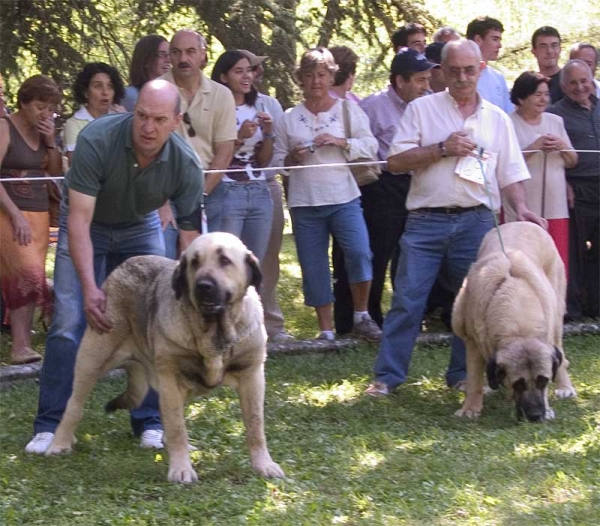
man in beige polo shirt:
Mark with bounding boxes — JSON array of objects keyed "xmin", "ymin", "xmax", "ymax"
[{"xmin": 161, "ymin": 29, "xmax": 237, "ymax": 255}]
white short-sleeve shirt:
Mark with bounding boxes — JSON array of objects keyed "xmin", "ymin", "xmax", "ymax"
[{"xmin": 388, "ymin": 91, "xmax": 531, "ymax": 211}]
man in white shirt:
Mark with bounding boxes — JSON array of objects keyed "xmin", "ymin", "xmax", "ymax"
[
  {"xmin": 365, "ymin": 39, "xmax": 546, "ymax": 397},
  {"xmin": 466, "ymin": 16, "xmax": 513, "ymax": 113}
]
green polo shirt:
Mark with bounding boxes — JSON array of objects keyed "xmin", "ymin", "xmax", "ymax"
[{"xmin": 65, "ymin": 113, "xmax": 203, "ymax": 230}]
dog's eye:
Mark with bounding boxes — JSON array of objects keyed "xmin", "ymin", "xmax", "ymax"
[
  {"xmin": 535, "ymin": 375, "xmax": 549, "ymax": 389},
  {"xmin": 512, "ymin": 378, "xmax": 527, "ymax": 393},
  {"xmin": 190, "ymin": 255, "xmax": 200, "ymax": 269},
  {"xmin": 219, "ymin": 254, "xmax": 232, "ymax": 267}
]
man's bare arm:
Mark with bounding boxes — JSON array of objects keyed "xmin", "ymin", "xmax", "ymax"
[{"xmin": 205, "ymin": 140, "xmax": 235, "ymax": 194}]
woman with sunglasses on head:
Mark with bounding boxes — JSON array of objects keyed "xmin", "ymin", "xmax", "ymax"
[
  {"xmin": 210, "ymin": 50, "xmax": 274, "ymax": 263},
  {"xmin": 272, "ymin": 47, "xmax": 380, "ymax": 342},
  {"xmin": 122, "ymin": 35, "xmax": 171, "ymax": 111}
]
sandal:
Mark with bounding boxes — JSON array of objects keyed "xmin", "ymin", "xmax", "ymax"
[
  {"xmin": 365, "ymin": 381, "xmax": 390, "ymax": 397},
  {"xmin": 11, "ymin": 347, "xmax": 42, "ymax": 365}
]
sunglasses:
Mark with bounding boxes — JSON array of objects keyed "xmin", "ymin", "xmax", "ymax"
[{"xmin": 183, "ymin": 112, "xmax": 196, "ymax": 137}]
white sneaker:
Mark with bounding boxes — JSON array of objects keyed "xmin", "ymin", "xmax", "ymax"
[
  {"xmin": 140, "ymin": 429, "xmax": 164, "ymax": 449},
  {"xmin": 25, "ymin": 432, "xmax": 55, "ymax": 454}
]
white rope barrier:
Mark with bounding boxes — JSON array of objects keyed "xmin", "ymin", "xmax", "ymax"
[{"xmin": 1, "ymin": 149, "xmax": 599, "ymax": 183}]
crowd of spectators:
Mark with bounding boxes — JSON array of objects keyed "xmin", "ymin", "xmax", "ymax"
[{"xmin": 0, "ymin": 19, "xmax": 597, "ymax": 451}]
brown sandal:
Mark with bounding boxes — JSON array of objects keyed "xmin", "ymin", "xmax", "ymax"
[{"xmin": 11, "ymin": 347, "xmax": 42, "ymax": 365}]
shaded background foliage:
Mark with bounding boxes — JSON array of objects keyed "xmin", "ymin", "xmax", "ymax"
[
  {"xmin": 0, "ymin": 0, "xmax": 598, "ymax": 115},
  {"xmin": 0, "ymin": 0, "xmax": 437, "ymax": 112}
]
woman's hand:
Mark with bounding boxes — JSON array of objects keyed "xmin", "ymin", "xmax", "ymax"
[
  {"xmin": 255, "ymin": 111, "xmax": 273, "ymax": 135},
  {"xmin": 238, "ymin": 119, "xmax": 258, "ymax": 140},
  {"xmin": 314, "ymin": 133, "xmax": 346, "ymax": 149},
  {"xmin": 10, "ymin": 210, "xmax": 32, "ymax": 246},
  {"xmin": 285, "ymin": 145, "xmax": 311, "ymax": 166},
  {"xmin": 36, "ymin": 117, "xmax": 56, "ymax": 148}
]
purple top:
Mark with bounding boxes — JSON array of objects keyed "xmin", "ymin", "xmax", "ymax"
[{"xmin": 359, "ymin": 85, "xmax": 408, "ymax": 162}]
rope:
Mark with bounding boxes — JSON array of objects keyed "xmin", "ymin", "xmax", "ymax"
[{"xmin": 1, "ymin": 147, "xmax": 598, "ymax": 183}]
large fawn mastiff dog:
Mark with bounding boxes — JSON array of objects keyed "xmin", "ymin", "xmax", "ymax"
[
  {"xmin": 452, "ymin": 222, "xmax": 577, "ymax": 422},
  {"xmin": 47, "ymin": 233, "xmax": 284, "ymax": 483}
]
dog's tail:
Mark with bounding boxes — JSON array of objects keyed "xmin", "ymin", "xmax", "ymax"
[{"xmin": 105, "ymin": 361, "xmax": 150, "ymax": 413}]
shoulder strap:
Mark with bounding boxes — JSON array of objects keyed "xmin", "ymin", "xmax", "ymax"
[{"xmin": 342, "ymin": 99, "xmax": 352, "ymax": 139}]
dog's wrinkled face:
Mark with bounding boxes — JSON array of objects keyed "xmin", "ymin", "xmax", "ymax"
[
  {"xmin": 486, "ymin": 339, "xmax": 562, "ymax": 422},
  {"xmin": 171, "ymin": 233, "xmax": 261, "ymax": 316}
]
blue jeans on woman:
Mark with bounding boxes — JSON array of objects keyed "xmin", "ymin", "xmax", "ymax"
[
  {"xmin": 373, "ymin": 206, "xmax": 494, "ymax": 389},
  {"xmin": 290, "ymin": 198, "xmax": 372, "ymax": 307},
  {"xmin": 220, "ymin": 181, "xmax": 273, "ymax": 263},
  {"xmin": 34, "ymin": 202, "xmax": 165, "ymax": 436}
]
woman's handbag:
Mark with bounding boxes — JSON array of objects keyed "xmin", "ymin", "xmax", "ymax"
[{"xmin": 342, "ymin": 100, "xmax": 381, "ymax": 186}]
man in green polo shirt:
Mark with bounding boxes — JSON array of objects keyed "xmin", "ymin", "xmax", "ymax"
[{"xmin": 26, "ymin": 80, "xmax": 204, "ymax": 454}]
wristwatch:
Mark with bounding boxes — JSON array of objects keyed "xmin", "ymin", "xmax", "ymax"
[
  {"xmin": 263, "ymin": 132, "xmax": 276, "ymax": 140},
  {"xmin": 438, "ymin": 141, "xmax": 448, "ymax": 158}
]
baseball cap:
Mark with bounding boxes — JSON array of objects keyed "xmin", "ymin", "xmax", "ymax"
[
  {"xmin": 425, "ymin": 41, "xmax": 446, "ymax": 65},
  {"xmin": 391, "ymin": 47, "xmax": 439, "ymax": 75},
  {"xmin": 238, "ymin": 49, "xmax": 268, "ymax": 67}
]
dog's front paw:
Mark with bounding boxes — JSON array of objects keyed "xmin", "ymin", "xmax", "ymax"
[
  {"xmin": 455, "ymin": 406, "xmax": 482, "ymax": 419},
  {"xmin": 253, "ymin": 460, "xmax": 285, "ymax": 479},
  {"xmin": 45, "ymin": 440, "xmax": 74, "ymax": 456},
  {"xmin": 545, "ymin": 407, "xmax": 556, "ymax": 420},
  {"xmin": 555, "ymin": 386, "xmax": 577, "ymax": 399},
  {"xmin": 168, "ymin": 462, "xmax": 198, "ymax": 484}
]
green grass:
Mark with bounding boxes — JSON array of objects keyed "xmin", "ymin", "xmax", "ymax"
[
  {"xmin": 1, "ymin": 227, "xmax": 599, "ymax": 524},
  {"xmin": 1, "ymin": 334, "xmax": 599, "ymax": 525}
]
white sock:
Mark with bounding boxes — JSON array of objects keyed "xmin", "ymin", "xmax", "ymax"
[
  {"xmin": 319, "ymin": 330, "xmax": 335, "ymax": 340},
  {"xmin": 353, "ymin": 311, "xmax": 369, "ymax": 324}
]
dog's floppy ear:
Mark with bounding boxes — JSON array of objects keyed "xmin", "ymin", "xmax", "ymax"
[
  {"xmin": 486, "ymin": 356, "xmax": 504, "ymax": 390},
  {"xmin": 552, "ymin": 346, "xmax": 563, "ymax": 381},
  {"xmin": 246, "ymin": 251, "xmax": 262, "ymax": 291},
  {"xmin": 171, "ymin": 252, "xmax": 189, "ymax": 300}
]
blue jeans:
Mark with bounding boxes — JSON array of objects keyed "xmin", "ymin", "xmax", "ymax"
[
  {"xmin": 373, "ymin": 207, "xmax": 494, "ymax": 389},
  {"xmin": 290, "ymin": 198, "xmax": 372, "ymax": 307},
  {"xmin": 34, "ymin": 202, "xmax": 166, "ymax": 436},
  {"xmin": 220, "ymin": 181, "xmax": 273, "ymax": 263}
]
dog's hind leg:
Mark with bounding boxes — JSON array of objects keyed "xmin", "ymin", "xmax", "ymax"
[
  {"xmin": 105, "ymin": 359, "xmax": 150, "ymax": 412},
  {"xmin": 46, "ymin": 330, "xmax": 124, "ymax": 455}
]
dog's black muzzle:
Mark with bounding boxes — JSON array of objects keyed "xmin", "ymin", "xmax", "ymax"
[
  {"xmin": 515, "ymin": 391, "xmax": 547, "ymax": 423},
  {"xmin": 195, "ymin": 277, "xmax": 227, "ymax": 315}
]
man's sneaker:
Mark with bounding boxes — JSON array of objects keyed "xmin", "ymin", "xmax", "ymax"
[
  {"xmin": 352, "ymin": 315, "xmax": 382, "ymax": 342},
  {"xmin": 140, "ymin": 429, "xmax": 164, "ymax": 449},
  {"xmin": 25, "ymin": 432, "xmax": 55, "ymax": 454},
  {"xmin": 365, "ymin": 381, "xmax": 390, "ymax": 397}
]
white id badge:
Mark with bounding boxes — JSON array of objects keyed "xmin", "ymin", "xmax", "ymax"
[{"xmin": 455, "ymin": 149, "xmax": 489, "ymax": 185}]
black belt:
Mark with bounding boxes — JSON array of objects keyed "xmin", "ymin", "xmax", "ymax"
[{"xmin": 416, "ymin": 204, "xmax": 488, "ymax": 214}]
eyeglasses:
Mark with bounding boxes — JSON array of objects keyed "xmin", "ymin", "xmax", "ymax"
[
  {"xmin": 156, "ymin": 51, "xmax": 169, "ymax": 59},
  {"xmin": 183, "ymin": 112, "xmax": 196, "ymax": 137}
]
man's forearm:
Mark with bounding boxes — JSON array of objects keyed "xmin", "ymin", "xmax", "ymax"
[
  {"xmin": 68, "ymin": 218, "xmax": 96, "ymax": 292},
  {"xmin": 388, "ymin": 144, "xmax": 442, "ymax": 174},
  {"xmin": 501, "ymin": 181, "xmax": 528, "ymax": 217}
]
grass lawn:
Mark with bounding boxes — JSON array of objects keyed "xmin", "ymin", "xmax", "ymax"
[
  {"xmin": 1, "ymin": 227, "xmax": 599, "ymax": 524},
  {"xmin": 1, "ymin": 333, "xmax": 599, "ymax": 525}
]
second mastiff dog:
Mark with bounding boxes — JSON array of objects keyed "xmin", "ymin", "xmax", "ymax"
[
  {"xmin": 47, "ymin": 232, "xmax": 284, "ymax": 483},
  {"xmin": 452, "ymin": 222, "xmax": 577, "ymax": 422}
]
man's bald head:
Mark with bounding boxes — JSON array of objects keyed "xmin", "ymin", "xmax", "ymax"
[
  {"xmin": 132, "ymin": 79, "xmax": 183, "ymax": 161},
  {"xmin": 138, "ymin": 79, "xmax": 181, "ymax": 115}
]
